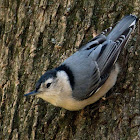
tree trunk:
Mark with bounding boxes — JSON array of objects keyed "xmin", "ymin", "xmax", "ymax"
[{"xmin": 0, "ymin": 0, "xmax": 140, "ymax": 140}]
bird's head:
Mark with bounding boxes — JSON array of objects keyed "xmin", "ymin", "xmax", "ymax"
[
  {"xmin": 24, "ymin": 68, "xmax": 72, "ymax": 105},
  {"xmin": 25, "ymin": 69, "xmax": 59, "ymax": 95}
]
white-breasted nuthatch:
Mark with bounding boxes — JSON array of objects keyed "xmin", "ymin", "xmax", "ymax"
[{"xmin": 25, "ymin": 15, "xmax": 138, "ymax": 111}]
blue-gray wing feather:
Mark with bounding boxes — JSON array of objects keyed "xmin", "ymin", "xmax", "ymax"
[{"xmin": 63, "ymin": 15, "xmax": 137, "ymax": 100}]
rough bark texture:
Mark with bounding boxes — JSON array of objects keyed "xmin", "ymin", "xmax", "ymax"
[{"xmin": 0, "ymin": 0, "xmax": 140, "ymax": 140}]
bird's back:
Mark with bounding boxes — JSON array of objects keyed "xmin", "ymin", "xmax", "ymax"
[{"xmin": 62, "ymin": 15, "xmax": 138, "ymax": 101}]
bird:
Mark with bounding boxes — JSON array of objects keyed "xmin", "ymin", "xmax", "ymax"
[{"xmin": 24, "ymin": 15, "xmax": 138, "ymax": 111}]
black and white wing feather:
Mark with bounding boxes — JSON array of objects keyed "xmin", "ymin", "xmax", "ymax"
[
  {"xmin": 85, "ymin": 16, "xmax": 137, "ymax": 99},
  {"xmin": 72, "ymin": 15, "xmax": 137, "ymax": 100}
]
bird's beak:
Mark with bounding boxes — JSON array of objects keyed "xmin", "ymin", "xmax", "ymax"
[{"xmin": 24, "ymin": 91, "xmax": 40, "ymax": 96}]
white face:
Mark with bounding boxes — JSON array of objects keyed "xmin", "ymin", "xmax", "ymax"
[
  {"xmin": 37, "ymin": 78, "xmax": 59, "ymax": 96},
  {"xmin": 35, "ymin": 71, "xmax": 72, "ymax": 107}
]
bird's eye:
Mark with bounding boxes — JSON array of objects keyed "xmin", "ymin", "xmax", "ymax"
[{"xmin": 46, "ymin": 83, "xmax": 51, "ymax": 88}]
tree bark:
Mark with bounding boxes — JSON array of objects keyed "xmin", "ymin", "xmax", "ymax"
[{"xmin": 0, "ymin": 0, "xmax": 140, "ymax": 140}]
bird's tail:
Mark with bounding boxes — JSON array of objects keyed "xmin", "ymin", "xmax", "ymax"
[{"xmin": 107, "ymin": 14, "xmax": 138, "ymax": 41}]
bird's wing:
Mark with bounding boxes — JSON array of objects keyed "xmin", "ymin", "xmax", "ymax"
[
  {"xmin": 72, "ymin": 15, "xmax": 137, "ymax": 100},
  {"xmin": 72, "ymin": 25, "xmax": 135, "ymax": 100},
  {"xmin": 85, "ymin": 26, "xmax": 135, "ymax": 99}
]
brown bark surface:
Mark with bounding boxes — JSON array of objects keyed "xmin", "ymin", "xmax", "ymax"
[{"xmin": 0, "ymin": 0, "xmax": 140, "ymax": 140}]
